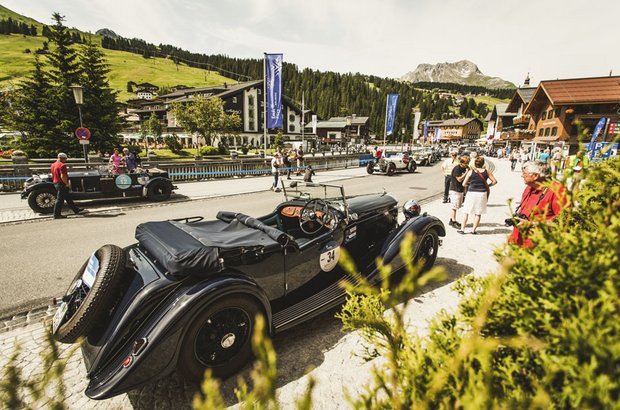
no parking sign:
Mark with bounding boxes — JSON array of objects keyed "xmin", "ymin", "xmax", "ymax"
[{"xmin": 75, "ymin": 127, "xmax": 91, "ymax": 140}]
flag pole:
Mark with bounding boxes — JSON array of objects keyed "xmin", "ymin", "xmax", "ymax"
[
  {"xmin": 301, "ymin": 91, "xmax": 305, "ymax": 150},
  {"xmin": 263, "ymin": 53, "xmax": 267, "ymax": 154}
]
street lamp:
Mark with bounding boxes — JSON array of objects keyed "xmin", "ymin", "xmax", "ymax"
[
  {"xmin": 70, "ymin": 85, "xmax": 88, "ymax": 163},
  {"xmin": 345, "ymin": 116, "xmax": 352, "ymax": 167}
]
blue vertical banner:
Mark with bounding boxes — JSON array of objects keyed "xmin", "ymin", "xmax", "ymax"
[
  {"xmin": 265, "ymin": 53, "xmax": 283, "ymax": 129},
  {"xmin": 588, "ymin": 117, "xmax": 607, "ymax": 159},
  {"xmin": 434, "ymin": 127, "xmax": 442, "ymax": 143},
  {"xmin": 423, "ymin": 120, "xmax": 429, "ymax": 143},
  {"xmin": 385, "ymin": 93, "xmax": 399, "ymax": 136}
]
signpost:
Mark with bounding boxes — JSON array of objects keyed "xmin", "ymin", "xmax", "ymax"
[{"xmin": 75, "ymin": 127, "xmax": 90, "ymax": 162}]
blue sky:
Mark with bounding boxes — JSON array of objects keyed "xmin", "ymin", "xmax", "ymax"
[{"xmin": 2, "ymin": 0, "xmax": 618, "ymax": 86}]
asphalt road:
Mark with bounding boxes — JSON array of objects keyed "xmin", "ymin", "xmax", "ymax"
[{"xmin": 0, "ymin": 164, "xmax": 444, "ymax": 317}]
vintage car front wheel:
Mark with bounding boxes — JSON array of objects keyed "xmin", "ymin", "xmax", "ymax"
[
  {"xmin": 415, "ymin": 229, "xmax": 439, "ymax": 272},
  {"xmin": 386, "ymin": 162, "xmax": 396, "ymax": 176},
  {"xmin": 146, "ymin": 180, "xmax": 171, "ymax": 201},
  {"xmin": 178, "ymin": 296, "xmax": 263, "ymax": 382},
  {"xmin": 366, "ymin": 161, "xmax": 374, "ymax": 174},
  {"xmin": 53, "ymin": 244, "xmax": 127, "ymax": 343},
  {"xmin": 407, "ymin": 162, "xmax": 417, "ymax": 173},
  {"xmin": 28, "ymin": 188, "xmax": 57, "ymax": 214}
]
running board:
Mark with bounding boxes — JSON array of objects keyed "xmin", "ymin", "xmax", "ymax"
[{"xmin": 272, "ymin": 275, "xmax": 361, "ymax": 333}]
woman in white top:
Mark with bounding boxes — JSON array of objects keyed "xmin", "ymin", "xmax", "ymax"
[{"xmin": 271, "ymin": 152, "xmax": 283, "ymax": 191}]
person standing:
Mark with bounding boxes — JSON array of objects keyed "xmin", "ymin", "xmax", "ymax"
[
  {"xmin": 508, "ymin": 161, "xmax": 566, "ymax": 248},
  {"xmin": 282, "ymin": 149, "xmax": 293, "ymax": 180},
  {"xmin": 295, "ymin": 146, "xmax": 305, "ymax": 176},
  {"xmin": 50, "ymin": 153, "xmax": 83, "ymax": 219},
  {"xmin": 109, "ymin": 148, "xmax": 122, "ymax": 175},
  {"xmin": 538, "ymin": 148, "xmax": 551, "ymax": 163},
  {"xmin": 123, "ymin": 148, "xmax": 137, "ymax": 172},
  {"xmin": 441, "ymin": 150, "xmax": 459, "ymax": 203},
  {"xmin": 459, "ymin": 156, "xmax": 497, "ymax": 234},
  {"xmin": 447, "ymin": 155, "xmax": 469, "ymax": 228},
  {"xmin": 271, "ymin": 152, "xmax": 282, "ymax": 191}
]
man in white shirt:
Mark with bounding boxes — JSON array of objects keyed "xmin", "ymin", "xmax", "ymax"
[
  {"xmin": 441, "ymin": 151, "xmax": 458, "ymax": 203},
  {"xmin": 270, "ymin": 152, "xmax": 283, "ymax": 191}
]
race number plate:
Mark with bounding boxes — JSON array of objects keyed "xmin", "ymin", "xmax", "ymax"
[
  {"xmin": 82, "ymin": 253, "xmax": 99, "ymax": 288},
  {"xmin": 319, "ymin": 241, "xmax": 340, "ymax": 272}
]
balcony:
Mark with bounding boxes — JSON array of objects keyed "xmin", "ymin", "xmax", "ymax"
[{"xmin": 513, "ymin": 114, "xmax": 531, "ymax": 125}]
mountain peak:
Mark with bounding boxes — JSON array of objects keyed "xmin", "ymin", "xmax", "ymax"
[
  {"xmin": 95, "ymin": 28, "xmax": 119, "ymax": 39},
  {"xmin": 400, "ymin": 60, "xmax": 514, "ymax": 88}
]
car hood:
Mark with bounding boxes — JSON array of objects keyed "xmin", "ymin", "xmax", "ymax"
[{"xmin": 347, "ymin": 193, "xmax": 397, "ymax": 216}]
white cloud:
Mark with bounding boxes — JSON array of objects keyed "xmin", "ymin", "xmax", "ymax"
[{"xmin": 2, "ymin": 0, "xmax": 619, "ymax": 85}]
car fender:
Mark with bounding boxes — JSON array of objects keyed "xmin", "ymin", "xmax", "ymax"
[
  {"xmin": 85, "ymin": 273, "xmax": 271, "ymax": 400},
  {"xmin": 21, "ymin": 180, "xmax": 54, "ymax": 199},
  {"xmin": 375, "ymin": 214, "xmax": 446, "ymax": 273},
  {"xmin": 142, "ymin": 176, "xmax": 175, "ymax": 196}
]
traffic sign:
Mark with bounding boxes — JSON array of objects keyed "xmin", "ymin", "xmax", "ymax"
[
  {"xmin": 75, "ymin": 127, "xmax": 91, "ymax": 140},
  {"xmin": 79, "ymin": 140, "xmax": 90, "ymax": 145}
]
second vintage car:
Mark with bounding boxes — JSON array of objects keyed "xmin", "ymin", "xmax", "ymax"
[
  {"xmin": 366, "ymin": 151, "xmax": 417, "ymax": 175},
  {"xmin": 21, "ymin": 166, "xmax": 176, "ymax": 213},
  {"xmin": 51, "ymin": 181, "xmax": 445, "ymax": 399}
]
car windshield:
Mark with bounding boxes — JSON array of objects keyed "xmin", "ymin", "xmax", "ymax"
[{"xmin": 282, "ymin": 182, "xmax": 345, "ymax": 202}]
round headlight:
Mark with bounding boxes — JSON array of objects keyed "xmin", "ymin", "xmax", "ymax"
[{"xmin": 403, "ymin": 199, "xmax": 421, "ymax": 218}]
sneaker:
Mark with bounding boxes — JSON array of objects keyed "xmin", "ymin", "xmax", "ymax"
[
  {"xmin": 456, "ymin": 229, "xmax": 465, "ymax": 234},
  {"xmin": 74, "ymin": 208, "xmax": 86, "ymax": 214},
  {"xmin": 442, "ymin": 199, "xmax": 449, "ymax": 203},
  {"xmin": 448, "ymin": 220, "xmax": 455, "ymax": 227},
  {"xmin": 454, "ymin": 221, "xmax": 462, "ymax": 229}
]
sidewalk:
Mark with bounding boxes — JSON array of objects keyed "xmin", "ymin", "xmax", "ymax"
[{"xmin": 0, "ymin": 159, "xmax": 525, "ymax": 409}]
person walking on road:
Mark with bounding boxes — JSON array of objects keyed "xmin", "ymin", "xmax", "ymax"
[
  {"xmin": 50, "ymin": 153, "xmax": 83, "ymax": 219},
  {"xmin": 295, "ymin": 146, "xmax": 305, "ymax": 176},
  {"xmin": 441, "ymin": 150, "xmax": 459, "ymax": 203},
  {"xmin": 459, "ymin": 156, "xmax": 497, "ymax": 234},
  {"xmin": 271, "ymin": 152, "xmax": 283, "ymax": 191}
]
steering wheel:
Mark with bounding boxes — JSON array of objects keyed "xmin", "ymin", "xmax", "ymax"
[{"xmin": 299, "ymin": 199, "xmax": 335, "ymax": 235}]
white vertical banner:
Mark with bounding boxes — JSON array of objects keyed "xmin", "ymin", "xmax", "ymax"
[{"xmin": 412, "ymin": 111, "xmax": 421, "ymax": 141}]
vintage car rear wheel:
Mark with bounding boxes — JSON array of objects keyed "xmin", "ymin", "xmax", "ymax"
[
  {"xmin": 415, "ymin": 229, "xmax": 439, "ymax": 272},
  {"xmin": 366, "ymin": 161, "xmax": 374, "ymax": 174},
  {"xmin": 146, "ymin": 180, "xmax": 171, "ymax": 201},
  {"xmin": 386, "ymin": 162, "xmax": 396, "ymax": 176},
  {"xmin": 407, "ymin": 162, "xmax": 417, "ymax": 173},
  {"xmin": 28, "ymin": 187, "xmax": 57, "ymax": 214},
  {"xmin": 179, "ymin": 296, "xmax": 262, "ymax": 382},
  {"xmin": 54, "ymin": 244, "xmax": 127, "ymax": 343}
]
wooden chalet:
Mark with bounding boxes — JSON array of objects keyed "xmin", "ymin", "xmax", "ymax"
[
  {"xmin": 523, "ymin": 75, "xmax": 620, "ymax": 151},
  {"xmin": 314, "ymin": 115, "xmax": 370, "ymax": 146},
  {"xmin": 431, "ymin": 118, "xmax": 483, "ymax": 142},
  {"xmin": 486, "ymin": 103, "xmax": 517, "ymax": 140}
]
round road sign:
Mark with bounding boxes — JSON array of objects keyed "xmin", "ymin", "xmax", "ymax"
[{"xmin": 75, "ymin": 127, "xmax": 91, "ymax": 140}]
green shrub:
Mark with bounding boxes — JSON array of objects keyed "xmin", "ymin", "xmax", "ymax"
[
  {"xmin": 339, "ymin": 157, "xmax": 620, "ymax": 408},
  {"xmin": 199, "ymin": 145, "xmax": 219, "ymax": 156},
  {"xmin": 164, "ymin": 134, "xmax": 183, "ymax": 154},
  {"xmin": 241, "ymin": 146, "xmax": 249, "ymax": 155}
]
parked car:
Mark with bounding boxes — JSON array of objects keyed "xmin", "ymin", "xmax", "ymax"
[
  {"xmin": 51, "ymin": 181, "xmax": 445, "ymax": 399},
  {"xmin": 410, "ymin": 148, "xmax": 435, "ymax": 166},
  {"xmin": 366, "ymin": 152, "xmax": 417, "ymax": 175},
  {"xmin": 21, "ymin": 166, "xmax": 176, "ymax": 213}
]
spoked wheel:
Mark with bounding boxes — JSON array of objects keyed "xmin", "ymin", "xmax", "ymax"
[
  {"xmin": 415, "ymin": 229, "xmax": 439, "ymax": 272},
  {"xmin": 53, "ymin": 244, "xmax": 127, "ymax": 343},
  {"xmin": 179, "ymin": 296, "xmax": 262, "ymax": 382},
  {"xmin": 386, "ymin": 162, "xmax": 396, "ymax": 176},
  {"xmin": 28, "ymin": 188, "xmax": 57, "ymax": 214}
]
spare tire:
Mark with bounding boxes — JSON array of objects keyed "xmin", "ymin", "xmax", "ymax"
[{"xmin": 53, "ymin": 244, "xmax": 128, "ymax": 343}]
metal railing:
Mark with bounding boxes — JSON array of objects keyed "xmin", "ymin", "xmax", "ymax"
[{"xmin": 0, "ymin": 152, "xmax": 363, "ymax": 191}]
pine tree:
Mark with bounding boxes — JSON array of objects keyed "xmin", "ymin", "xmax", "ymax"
[{"xmin": 79, "ymin": 40, "xmax": 123, "ymax": 153}]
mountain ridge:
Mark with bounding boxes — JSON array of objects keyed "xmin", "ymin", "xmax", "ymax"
[{"xmin": 400, "ymin": 60, "xmax": 515, "ymax": 89}]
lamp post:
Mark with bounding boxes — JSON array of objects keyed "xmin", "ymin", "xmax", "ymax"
[
  {"xmin": 345, "ymin": 116, "xmax": 352, "ymax": 167},
  {"xmin": 70, "ymin": 85, "xmax": 88, "ymax": 163}
]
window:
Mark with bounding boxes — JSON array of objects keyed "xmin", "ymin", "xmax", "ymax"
[
  {"xmin": 551, "ymin": 127, "xmax": 558, "ymax": 136},
  {"xmin": 232, "ymin": 97, "xmax": 237, "ymax": 103},
  {"xmin": 544, "ymin": 127, "xmax": 551, "ymax": 136},
  {"xmin": 554, "ymin": 108, "xmax": 561, "ymax": 117},
  {"xmin": 289, "ymin": 124, "xmax": 295, "ymax": 132},
  {"xmin": 542, "ymin": 111, "xmax": 547, "ymax": 120},
  {"xmin": 538, "ymin": 128, "xmax": 544, "ymax": 136},
  {"xmin": 248, "ymin": 96, "xmax": 254, "ymax": 106},
  {"xmin": 548, "ymin": 109, "xmax": 553, "ymax": 119},
  {"xmin": 289, "ymin": 114, "xmax": 295, "ymax": 122}
]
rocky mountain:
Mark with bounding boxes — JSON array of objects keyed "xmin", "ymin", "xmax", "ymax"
[
  {"xmin": 95, "ymin": 28, "xmax": 119, "ymax": 39},
  {"xmin": 400, "ymin": 60, "xmax": 515, "ymax": 89}
]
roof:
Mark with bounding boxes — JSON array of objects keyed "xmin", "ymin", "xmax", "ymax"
[
  {"xmin": 506, "ymin": 87, "xmax": 536, "ymax": 112},
  {"xmin": 540, "ymin": 75, "xmax": 620, "ymax": 105},
  {"xmin": 159, "ymin": 80, "xmax": 263, "ymax": 101},
  {"xmin": 436, "ymin": 118, "xmax": 483, "ymax": 127},
  {"xmin": 328, "ymin": 116, "xmax": 369, "ymax": 125}
]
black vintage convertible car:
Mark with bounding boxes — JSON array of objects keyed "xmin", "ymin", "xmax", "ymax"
[
  {"xmin": 21, "ymin": 166, "xmax": 176, "ymax": 213},
  {"xmin": 51, "ymin": 182, "xmax": 445, "ymax": 399}
]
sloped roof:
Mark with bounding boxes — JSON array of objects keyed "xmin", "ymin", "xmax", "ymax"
[
  {"xmin": 540, "ymin": 75, "xmax": 620, "ymax": 104},
  {"xmin": 437, "ymin": 118, "xmax": 483, "ymax": 127},
  {"xmin": 328, "ymin": 116, "xmax": 369, "ymax": 125},
  {"xmin": 506, "ymin": 87, "xmax": 536, "ymax": 113}
]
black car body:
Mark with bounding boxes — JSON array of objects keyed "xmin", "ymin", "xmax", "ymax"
[
  {"xmin": 21, "ymin": 166, "xmax": 176, "ymax": 213},
  {"xmin": 51, "ymin": 182, "xmax": 445, "ymax": 399}
]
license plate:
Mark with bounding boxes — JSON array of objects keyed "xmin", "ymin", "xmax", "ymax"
[{"xmin": 52, "ymin": 302, "xmax": 68, "ymax": 334}]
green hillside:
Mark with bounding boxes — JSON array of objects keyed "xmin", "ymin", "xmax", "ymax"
[{"xmin": 0, "ymin": 6, "xmax": 233, "ymax": 101}]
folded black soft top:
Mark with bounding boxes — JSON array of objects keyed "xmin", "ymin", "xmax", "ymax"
[{"xmin": 135, "ymin": 212, "xmax": 290, "ymax": 276}]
